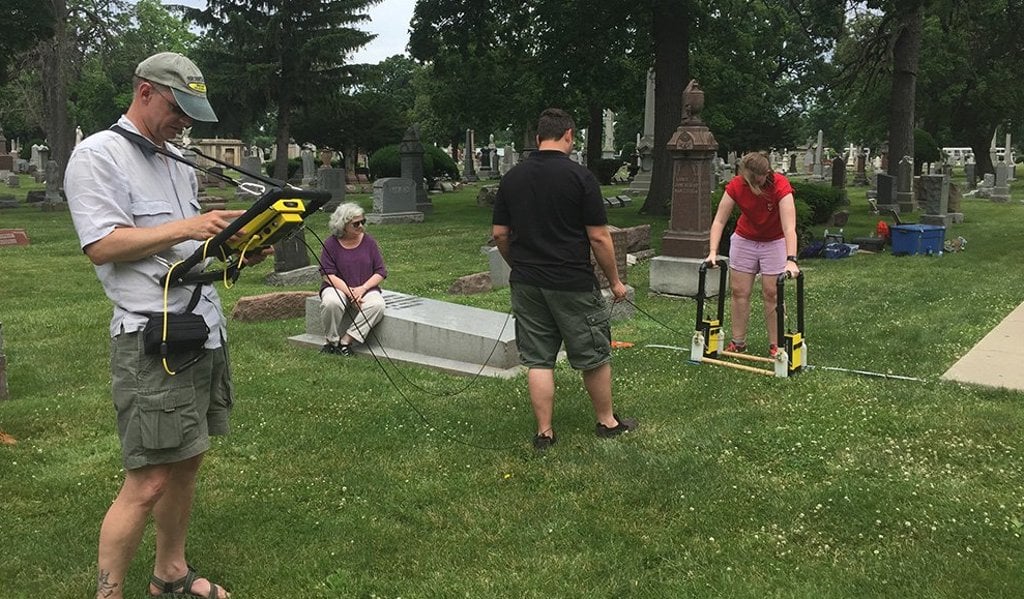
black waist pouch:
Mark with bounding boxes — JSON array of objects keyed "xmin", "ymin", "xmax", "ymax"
[
  {"xmin": 143, "ymin": 312, "xmax": 210, "ymax": 355},
  {"xmin": 142, "ymin": 284, "xmax": 210, "ymax": 357}
]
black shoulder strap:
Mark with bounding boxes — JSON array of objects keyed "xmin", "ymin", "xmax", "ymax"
[{"xmin": 185, "ymin": 283, "xmax": 204, "ymax": 312}]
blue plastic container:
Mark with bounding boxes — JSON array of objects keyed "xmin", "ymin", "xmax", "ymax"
[{"xmin": 891, "ymin": 224, "xmax": 945, "ymax": 256}]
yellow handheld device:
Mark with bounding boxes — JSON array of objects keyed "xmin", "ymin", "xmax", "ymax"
[
  {"xmin": 225, "ymin": 198, "xmax": 307, "ymax": 253},
  {"xmin": 164, "ymin": 188, "xmax": 331, "ymax": 287}
]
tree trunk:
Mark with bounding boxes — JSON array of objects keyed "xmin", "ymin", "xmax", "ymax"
[
  {"xmin": 586, "ymin": 102, "xmax": 602, "ymax": 178},
  {"xmin": 641, "ymin": 0, "xmax": 689, "ymax": 216},
  {"xmin": 970, "ymin": 128, "xmax": 996, "ymax": 176},
  {"xmin": 886, "ymin": 3, "xmax": 923, "ymax": 172},
  {"xmin": 39, "ymin": 0, "xmax": 72, "ymax": 184}
]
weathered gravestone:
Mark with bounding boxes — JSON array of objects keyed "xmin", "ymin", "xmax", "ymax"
[
  {"xmin": 0, "ymin": 130, "xmax": 12, "ymax": 175},
  {"xmin": 831, "ymin": 156, "xmax": 848, "ymax": 205},
  {"xmin": 875, "ymin": 173, "xmax": 896, "ymax": 212},
  {"xmin": 918, "ymin": 174, "xmax": 953, "ymax": 226},
  {"xmin": 853, "ymin": 151, "xmax": 868, "ymax": 186},
  {"xmin": 317, "ymin": 167, "xmax": 346, "ymax": 213},
  {"xmin": 896, "ymin": 156, "xmax": 914, "ymax": 214},
  {"xmin": 650, "ymin": 80, "xmax": 721, "ymax": 297},
  {"xmin": 41, "ymin": 159, "xmax": 66, "ymax": 211},
  {"xmin": 627, "ymin": 68, "xmax": 656, "ymax": 197},
  {"xmin": 367, "ymin": 178, "xmax": 424, "ymax": 224},
  {"xmin": 992, "ymin": 162, "xmax": 1011, "ymax": 202},
  {"xmin": 300, "ymin": 147, "xmax": 316, "ymax": 187},
  {"xmin": 399, "ymin": 125, "xmax": 431, "ymax": 215},
  {"xmin": 462, "ymin": 129, "xmax": 478, "ymax": 182},
  {"xmin": 965, "ymin": 163, "xmax": 977, "ymax": 189}
]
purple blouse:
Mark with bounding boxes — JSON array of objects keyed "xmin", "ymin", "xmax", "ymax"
[{"xmin": 318, "ymin": 233, "xmax": 388, "ymax": 293}]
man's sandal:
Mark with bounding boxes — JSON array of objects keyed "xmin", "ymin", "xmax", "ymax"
[{"xmin": 150, "ymin": 565, "xmax": 228, "ymax": 599}]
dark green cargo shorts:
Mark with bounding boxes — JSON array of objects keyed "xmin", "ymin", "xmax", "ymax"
[
  {"xmin": 511, "ymin": 283, "xmax": 612, "ymax": 370},
  {"xmin": 111, "ymin": 331, "xmax": 234, "ymax": 470}
]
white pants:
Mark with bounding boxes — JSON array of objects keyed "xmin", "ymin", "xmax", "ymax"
[{"xmin": 320, "ymin": 288, "xmax": 385, "ymax": 344}]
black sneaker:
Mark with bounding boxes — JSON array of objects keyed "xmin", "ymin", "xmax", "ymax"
[
  {"xmin": 596, "ymin": 414, "xmax": 637, "ymax": 438},
  {"xmin": 320, "ymin": 343, "xmax": 339, "ymax": 354},
  {"xmin": 532, "ymin": 432, "xmax": 557, "ymax": 451}
]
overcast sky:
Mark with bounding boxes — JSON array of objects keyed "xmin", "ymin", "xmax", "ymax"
[{"xmin": 163, "ymin": 0, "xmax": 416, "ymax": 64}]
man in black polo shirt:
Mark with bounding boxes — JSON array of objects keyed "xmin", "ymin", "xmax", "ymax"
[{"xmin": 492, "ymin": 107, "xmax": 637, "ymax": 451}]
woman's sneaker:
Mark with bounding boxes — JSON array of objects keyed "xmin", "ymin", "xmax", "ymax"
[{"xmin": 725, "ymin": 341, "xmax": 747, "ymax": 353}]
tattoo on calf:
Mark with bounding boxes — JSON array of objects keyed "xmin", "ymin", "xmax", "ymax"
[{"xmin": 97, "ymin": 569, "xmax": 119, "ymax": 597}]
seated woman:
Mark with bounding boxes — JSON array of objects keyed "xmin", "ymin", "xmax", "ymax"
[{"xmin": 319, "ymin": 202, "xmax": 388, "ymax": 355}]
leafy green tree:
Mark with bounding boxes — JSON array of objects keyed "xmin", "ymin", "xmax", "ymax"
[
  {"xmin": 0, "ymin": 1, "xmax": 55, "ymax": 84},
  {"xmin": 188, "ymin": 0, "xmax": 379, "ymax": 180},
  {"xmin": 833, "ymin": 0, "xmax": 1024, "ymax": 175}
]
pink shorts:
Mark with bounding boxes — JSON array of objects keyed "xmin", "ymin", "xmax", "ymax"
[{"xmin": 728, "ymin": 233, "xmax": 786, "ymax": 275}]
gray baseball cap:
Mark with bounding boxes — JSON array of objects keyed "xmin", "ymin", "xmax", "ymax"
[{"xmin": 135, "ymin": 52, "xmax": 218, "ymax": 122}]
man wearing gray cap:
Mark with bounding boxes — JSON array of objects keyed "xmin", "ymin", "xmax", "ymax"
[{"xmin": 65, "ymin": 52, "xmax": 244, "ymax": 599}]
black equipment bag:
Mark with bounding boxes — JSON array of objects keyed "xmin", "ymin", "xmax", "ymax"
[{"xmin": 142, "ymin": 285, "xmax": 209, "ymax": 357}]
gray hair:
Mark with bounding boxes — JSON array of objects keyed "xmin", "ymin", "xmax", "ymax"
[{"xmin": 328, "ymin": 202, "xmax": 365, "ymax": 237}]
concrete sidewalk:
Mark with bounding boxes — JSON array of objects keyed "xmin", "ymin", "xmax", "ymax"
[{"xmin": 942, "ymin": 301, "xmax": 1024, "ymax": 391}]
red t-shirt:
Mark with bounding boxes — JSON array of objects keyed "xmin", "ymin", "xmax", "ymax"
[{"xmin": 725, "ymin": 173, "xmax": 794, "ymax": 242}]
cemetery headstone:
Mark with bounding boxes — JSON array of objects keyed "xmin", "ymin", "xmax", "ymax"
[
  {"xmin": 812, "ymin": 130, "xmax": 825, "ymax": 180},
  {"xmin": 788, "ymin": 152, "xmax": 797, "ymax": 174},
  {"xmin": 650, "ymin": 79, "xmax": 719, "ymax": 297},
  {"xmin": 499, "ymin": 144, "xmax": 516, "ymax": 176},
  {"xmin": 627, "ymin": 69, "xmax": 656, "ymax": 198},
  {"xmin": 42, "ymin": 160, "xmax": 65, "ymax": 209},
  {"xmin": 992, "ymin": 162, "xmax": 1011, "ymax": 202},
  {"xmin": 399, "ymin": 125, "xmax": 431, "ymax": 214},
  {"xmin": 896, "ymin": 156, "xmax": 914, "ymax": 213},
  {"xmin": 463, "ymin": 129, "xmax": 478, "ymax": 182},
  {"xmin": 367, "ymin": 177, "xmax": 424, "ymax": 224},
  {"xmin": 317, "ymin": 166, "xmax": 346, "ymax": 213},
  {"xmin": 875, "ymin": 173, "xmax": 896, "ymax": 212},
  {"xmin": 239, "ymin": 155, "xmax": 262, "ymax": 185},
  {"xmin": 300, "ymin": 147, "xmax": 315, "ymax": 187},
  {"xmin": 918, "ymin": 174, "xmax": 952, "ymax": 226},
  {"xmin": 483, "ymin": 245, "xmax": 510, "ymax": 289},
  {"xmin": 601, "ymin": 109, "xmax": 616, "ymax": 159},
  {"xmin": 1005, "ymin": 132, "xmax": 1014, "ymax": 181},
  {"xmin": 272, "ymin": 230, "xmax": 311, "ymax": 277},
  {"xmin": 831, "ymin": 156, "xmax": 848, "ymax": 205},
  {"xmin": 853, "ymin": 151, "xmax": 868, "ymax": 186},
  {"xmin": 965, "ymin": 163, "xmax": 977, "ymax": 189}
]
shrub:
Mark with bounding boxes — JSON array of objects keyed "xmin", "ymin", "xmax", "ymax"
[
  {"xmin": 914, "ymin": 128, "xmax": 942, "ymax": 173},
  {"xmin": 790, "ymin": 180, "xmax": 843, "ymax": 225},
  {"xmin": 368, "ymin": 145, "xmax": 400, "ymax": 179},
  {"xmin": 264, "ymin": 158, "xmax": 302, "ymax": 180},
  {"xmin": 368, "ymin": 144, "xmax": 458, "ymax": 184},
  {"xmin": 423, "ymin": 144, "xmax": 459, "ymax": 182}
]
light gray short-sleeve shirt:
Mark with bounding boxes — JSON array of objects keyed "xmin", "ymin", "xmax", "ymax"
[{"xmin": 64, "ymin": 116, "xmax": 226, "ymax": 346}]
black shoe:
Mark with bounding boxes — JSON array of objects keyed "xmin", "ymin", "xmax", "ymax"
[
  {"xmin": 337, "ymin": 344, "xmax": 354, "ymax": 356},
  {"xmin": 596, "ymin": 414, "xmax": 637, "ymax": 438},
  {"xmin": 320, "ymin": 343, "xmax": 339, "ymax": 354},
  {"xmin": 532, "ymin": 432, "xmax": 556, "ymax": 451}
]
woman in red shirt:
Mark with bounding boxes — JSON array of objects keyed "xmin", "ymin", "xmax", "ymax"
[{"xmin": 705, "ymin": 152, "xmax": 800, "ymax": 357}]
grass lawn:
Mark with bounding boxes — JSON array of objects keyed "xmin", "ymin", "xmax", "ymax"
[{"xmin": 1, "ymin": 173, "xmax": 1022, "ymax": 598}]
